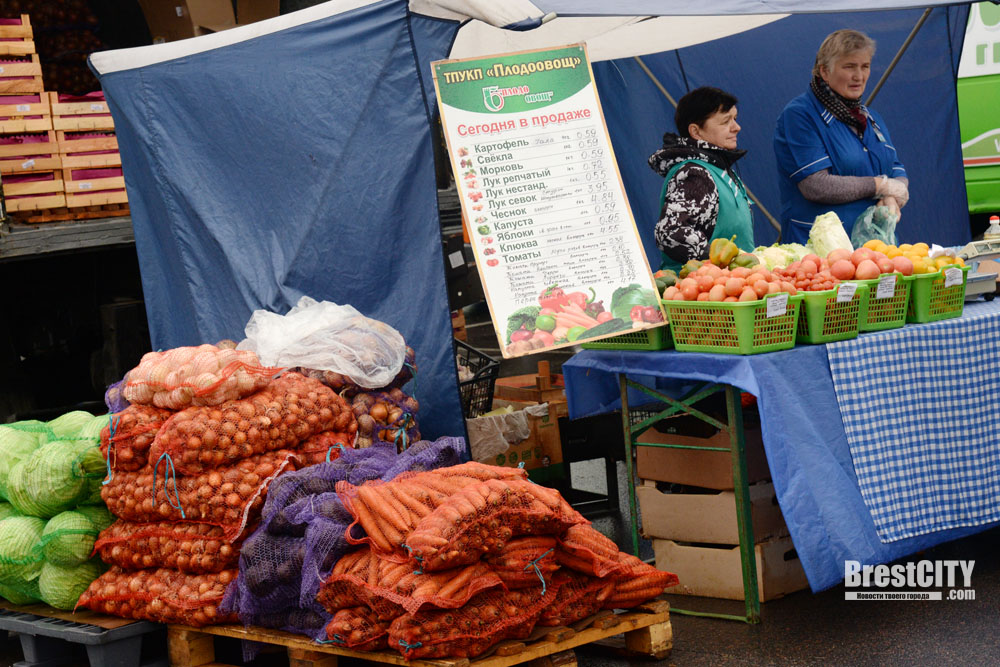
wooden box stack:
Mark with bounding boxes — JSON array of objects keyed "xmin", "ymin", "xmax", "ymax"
[
  {"xmin": 635, "ymin": 411, "xmax": 810, "ymax": 602},
  {"xmin": 53, "ymin": 95, "xmax": 124, "ymax": 209}
]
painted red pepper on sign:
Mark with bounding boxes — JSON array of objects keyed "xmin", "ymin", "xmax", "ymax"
[{"xmin": 538, "ymin": 285, "xmax": 570, "ymax": 311}]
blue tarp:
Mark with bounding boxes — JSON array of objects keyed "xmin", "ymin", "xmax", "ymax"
[
  {"xmin": 96, "ymin": 1, "xmax": 467, "ymax": 439},
  {"xmin": 594, "ymin": 6, "xmax": 971, "ymax": 270}
]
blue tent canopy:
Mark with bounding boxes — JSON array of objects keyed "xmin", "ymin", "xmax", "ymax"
[{"xmin": 90, "ymin": 0, "xmax": 971, "ymax": 440}]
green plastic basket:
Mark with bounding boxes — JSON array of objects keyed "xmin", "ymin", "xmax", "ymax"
[
  {"xmin": 580, "ymin": 323, "xmax": 673, "ymax": 350},
  {"xmin": 796, "ymin": 283, "xmax": 867, "ymax": 344},
  {"xmin": 906, "ymin": 265, "xmax": 969, "ymax": 323},
  {"xmin": 854, "ymin": 274, "xmax": 913, "ymax": 332},
  {"xmin": 661, "ymin": 293, "xmax": 803, "ymax": 355}
]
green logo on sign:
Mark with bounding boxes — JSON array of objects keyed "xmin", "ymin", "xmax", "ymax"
[{"xmin": 980, "ymin": 1, "xmax": 1000, "ymax": 28}]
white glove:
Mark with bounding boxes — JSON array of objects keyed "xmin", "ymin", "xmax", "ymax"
[
  {"xmin": 877, "ymin": 196, "xmax": 901, "ymax": 221},
  {"xmin": 874, "ymin": 176, "xmax": 909, "ymax": 205}
]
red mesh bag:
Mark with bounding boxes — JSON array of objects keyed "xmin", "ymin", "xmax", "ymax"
[
  {"xmin": 485, "ymin": 536, "xmax": 559, "ymax": 589},
  {"xmin": 122, "ymin": 344, "xmax": 278, "ymax": 409},
  {"xmin": 538, "ymin": 570, "xmax": 615, "ymax": 627},
  {"xmin": 77, "ymin": 566, "xmax": 236, "ymax": 627},
  {"xmin": 324, "ymin": 607, "xmax": 390, "ymax": 651},
  {"xmin": 318, "ymin": 547, "xmax": 504, "ymax": 619},
  {"xmin": 405, "ymin": 479, "xmax": 587, "ymax": 572},
  {"xmin": 337, "ymin": 462, "xmax": 529, "ymax": 555},
  {"xmin": 149, "ymin": 373, "xmax": 357, "ymax": 476},
  {"xmin": 94, "ymin": 520, "xmax": 247, "ymax": 573},
  {"xmin": 601, "ymin": 553, "xmax": 679, "ymax": 609},
  {"xmin": 556, "ymin": 524, "xmax": 624, "ymax": 577},
  {"xmin": 351, "ymin": 389, "xmax": 420, "ymax": 450},
  {"xmin": 100, "ymin": 405, "xmax": 173, "ymax": 472},
  {"xmin": 99, "ymin": 450, "xmax": 301, "ymax": 541},
  {"xmin": 294, "ymin": 430, "xmax": 359, "ymax": 466},
  {"xmin": 388, "ymin": 585, "xmax": 557, "ymax": 660}
]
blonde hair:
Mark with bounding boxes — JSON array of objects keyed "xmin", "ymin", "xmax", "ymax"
[{"xmin": 813, "ymin": 30, "xmax": 876, "ymax": 77}]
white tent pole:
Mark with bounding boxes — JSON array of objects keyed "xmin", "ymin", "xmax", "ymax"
[
  {"xmin": 633, "ymin": 55, "xmax": 783, "ymax": 236},
  {"xmin": 865, "ymin": 7, "xmax": 933, "ymax": 105}
]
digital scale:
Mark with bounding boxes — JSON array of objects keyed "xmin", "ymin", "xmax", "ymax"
[{"xmin": 958, "ymin": 238, "xmax": 1000, "ymax": 301}]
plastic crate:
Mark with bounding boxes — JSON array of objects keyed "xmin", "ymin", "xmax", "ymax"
[
  {"xmin": 581, "ymin": 323, "xmax": 673, "ymax": 350},
  {"xmin": 906, "ymin": 265, "xmax": 969, "ymax": 323},
  {"xmin": 661, "ymin": 293, "xmax": 803, "ymax": 355},
  {"xmin": 854, "ymin": 274, "xmax": 913, "ymax": 332},
  {"xmin": 796, "ymin": 283, "xmax": 867, "ymax": 344},
  {"xmin": 454, "ymin": 339, "xmax": 500, "ymax": 418}
]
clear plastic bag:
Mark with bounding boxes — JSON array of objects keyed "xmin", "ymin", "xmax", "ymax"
[
  {"xmin": 239, "ymin": 297, "xmax": 406, "ymax": 389},
  {"xmin": 851, "ymin": 205, "xmax": 899, "ymax": 247}
]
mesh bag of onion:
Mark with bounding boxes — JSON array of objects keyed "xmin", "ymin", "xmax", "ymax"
[
  {"xmin": 100, "ymin": 405, "xmax": 173, "ymax": 473},
  {"xmin": 94, "ymin": 520, "xmax": 246, "ymax": 573},
  {"xmin": 351, "ymin": 388, "xmax": 420, "ymax": 450}
]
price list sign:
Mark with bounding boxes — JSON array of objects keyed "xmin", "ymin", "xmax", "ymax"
[{"xmin": 432, "ymin": 45, "xmax": 662, "ymax": 358}]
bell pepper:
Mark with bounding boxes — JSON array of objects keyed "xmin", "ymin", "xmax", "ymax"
[
  {"xmin": 678, "ymin": 259, "xmax": 703, "ymax": 279},
  {"xmin": 566, "ymin": 287, "xmax": 596, "ymax": 309},
  {"xmin": 709, "ymin": 235, "xmax": 740, "ymax": 268},
  {"xmin": 728, "ymin": 253, "xmax": 759, "ymax": 270},
  {"xmin": 539, "ymin": 285, "xmax": 570, "ymax": 311},
  {"xmin": 653, "ymin": 269, "xmax": 677, "ymax": 292}
]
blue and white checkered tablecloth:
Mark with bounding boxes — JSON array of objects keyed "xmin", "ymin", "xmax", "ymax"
[{"xmin": 827, "ymin": 299, "xmax": 1000, "ymax": 543}]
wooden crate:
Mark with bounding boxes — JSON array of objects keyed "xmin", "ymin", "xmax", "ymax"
[
  {"xmin": 0, "ymin": 93, "xmax": 50, "ymax": 132},
  {"xmin": 0, "ymin": 15, "xmax": 35, "ymax": 56},
  {"xmin": 2, "ymin": 169, "xmax": 65, "ymax": 211},
  {"xmin": 56, "ymin": 129, "xmax": 118, "ymax": 154},
  {"xmin": 62, "ymin": 165, "xmax": 127, "ymax": 208},
  {"xmin": 0, "ymin": 53, "xmax": 43, "ymax": 94},
  {"xmin": 167, "ymin": 600, "xmax": 672, "ymax": 667},
  {"xmin": 47, "ymin": 91, "xmax": 114, "ymax": 131},
  {"xmin": 0, "ymin": 130, "xmax": 61, "ymax": 173}
]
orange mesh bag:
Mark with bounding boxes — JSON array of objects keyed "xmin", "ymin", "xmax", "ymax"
[
  {"xmin": 294, "ymin": 430, "xmax": 359, "ymax": 466},
  {"xmin": 323, "ymin": 606, "xmax": 390, "ymax": 652},
  {"xmin": 318, "ymin": 546, "xmax": 505, "ymax": 619},
  {"xmin": 337, "ymin": 462, "xmax": 528, "ymax": 555},
  {"xmin": 122, "ymin": 344, "xmax": 279, "ymax": 409},
  {"xmin": 100, "ymin": 405, "xmax": 173, "ymax": 472},
  {"xmin": 405, "ymin": 479, "xmax": 587, "ymax": 572},
  {"xmin": 485, "ymin": 536, "xmax": 559, "ymax": 589},
  {"xmin": 601, "ymin": 553, "xmax": 678, "ymax": 609},
  {"xmin": 94, "ymin": 520, "xmax": 247, "ymax": 573},
  {"xmin": 99, "ymin": 450, "xmax": 301, "ymax": 541},
  {"xmin": 556, "ymin": 524, "xmax": 624, "ymax": 578},
  {"xmin": 388, "ymin": 585, "xmax": 558, "ymax": 660},
  {"xmin": 538, "ymin": 570, "xmax": 615, "ymax": 627},
  {"xmin": 149, "ymin": 373, "xmax": 357, "ymax": 476},
  {"xmin": 77, "ymin": 566, "xmax": 237, "ymax": 627}
]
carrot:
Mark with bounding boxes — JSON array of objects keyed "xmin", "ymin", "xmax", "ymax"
[
  {"xmin": 359, "ymin": 485, "xmax": 409, "ymax": 537},
  {"xmin": 350, "ymin": 498, "xmax": 393, "ymax": 551},
  {"xmin": 373, "ymin": 485, "xmax": 417, "ymax": 534},
  {"xmin": 389, "ymin": 483, "xmax": 432, "ymax": 519},
  {"xmin": 435, "ymin": 565, "xmax": 476, "ymax": 598},
  {"xmin": 448, "ymin": 494, "xmax": 479, "ymax": 519}
]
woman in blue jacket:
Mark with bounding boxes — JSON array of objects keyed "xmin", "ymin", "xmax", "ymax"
[{"xmin": 774, "ymin": 29, "xmax": 909, "ymax": 244}]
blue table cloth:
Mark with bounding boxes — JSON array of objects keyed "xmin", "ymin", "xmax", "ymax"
[{"xmin": 562, "ymin": 300, "xmax": 1000, "ymax": 592}]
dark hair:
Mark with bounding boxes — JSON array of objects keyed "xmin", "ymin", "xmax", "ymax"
[{"xmin": 675, "ymin": 87, "xmax": 738, "ymax": 138}]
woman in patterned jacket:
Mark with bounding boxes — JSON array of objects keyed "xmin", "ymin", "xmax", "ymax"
[{"xmin": 648, "ymin": 87, "xmax": 753, "ymax": 271}]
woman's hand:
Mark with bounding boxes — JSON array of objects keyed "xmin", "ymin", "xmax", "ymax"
[
  {"xmin": 877, "ymin": 196, "xmax": 901, "ymax": 221},
  {"xmin": 874, "ymin": 175, "xmax": 908, "ymax": 203}
]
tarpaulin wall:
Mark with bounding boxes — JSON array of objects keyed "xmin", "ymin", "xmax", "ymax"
[
  {"xmin": 96, "ymin": 0, "xmax": 466, "ymax": 439},
  {"xmin": 593, "ymin": 6, "xmax": 971, "ymax": 269}
]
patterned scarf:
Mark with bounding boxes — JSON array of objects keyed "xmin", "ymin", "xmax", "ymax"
[{"xmin": 810, "ymin": 75, "xmax": 868, "ymax": 135}]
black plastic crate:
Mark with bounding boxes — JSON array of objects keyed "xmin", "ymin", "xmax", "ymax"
[
  {"xmin": 454, "ymin": 339, "xmax": 500, "ymax": 418},
  {"xmin": 0, "ymin": 607, "xmax": 166, "ymax": 667}
]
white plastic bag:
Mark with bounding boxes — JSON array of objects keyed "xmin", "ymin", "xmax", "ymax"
[{"xmin": 238, "ymin": 297, "xmax": 406, "ymax": 388}]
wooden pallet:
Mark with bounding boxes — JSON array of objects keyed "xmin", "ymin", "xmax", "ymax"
[
  {"xmin": 12, "ymin": 202, "xmax": 130, "ymax": 223},
  {"xmin": 0, "ymin": 54, "xmax": 43, "ymax": 94},
  {"xmin": 47, "ymin": 92, "xmax": 114, "ymax": 131},
  {"xmin": 0, "ymin": 15, "xmax": 35, "ymax": 56},
  {"xmin": 0, "ymin": 93, "xmax": 51, "ymax": 132},
  {"xmin": 0, "ymin": 130, "xmax": 60, "ymax": 174},
  {"xmin": 167, "ymin": 600, "xmax": 671, "ymax": 667}
]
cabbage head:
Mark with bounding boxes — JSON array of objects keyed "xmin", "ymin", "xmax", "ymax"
[
  {"xmin": 0, "ymin": 503, "xmax": 20, "ymax": 522},
  {"xmin": 806, "ymin": 211, "xmax": 854, "ymax": 258},
  {"xmin": 39, "ymin": 559, "xmax": 106, "ymax": 610},
  {"xmin": 47, "ymin": 411, "xmax": 96, "ymax": 440},
  {"xmin": 42, "ymin": 511, "xmax": 98, "ymax": 568},
  {"xmin": 77, "ymin": 414, "xmax": 110, "ymax": 446},
  {"xmin": 752, "ymin": 243, "xmax": 811, "ymax": 270},
  {"xmin": 0, "ymin": 579, "xmax": 40, "ymax": 605},
  {"xmin": 6, "ymin": 441, "xmax": 105, "ymax": 518},
  {"xmin": 0, "ymin": 423, "xmax": 45, "ymax": 501},
  {"xmin": 0, "ymin": 516, "xmax": 46, "ymax": 585},
  {"xmin": 75, "ymin": 505, "xmax": 114, "ymax": 533}
]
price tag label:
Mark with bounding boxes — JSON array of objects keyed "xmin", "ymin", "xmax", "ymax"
[
  {"xmin": 0, "ymin": 67, "xmax": 5, "ymax": 75},
  {"xmin": 875, "ymin": 274, "xmax": 897, "ymax": 299},
  {"xmin": 15, "ymin": 104, "xmax": 30, "ymax": 112},
  {"xmin": 766, "ymin": 293, "xmax": 789, "ymax": 318},
  {"xmin": 836, "ymin": 282, "xmax": 857, "ymax": 303},
  {"xmin": 79, "ymin": 182, "xmax": 93, "ymax": 190},
  {"xmin": 944, "ymin": 267, "xmax": 963, "ymax": 288},
  {"xmin": 448, "ymin": 250, "xmax": 464, "ymax": 269},
  {"xmin": 20, "ymin": 159, "xmax": 35, "ymax": 169},
  {"xmin": 90, "ymin": 104, "xmax": 106, "ymax": 112}
]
